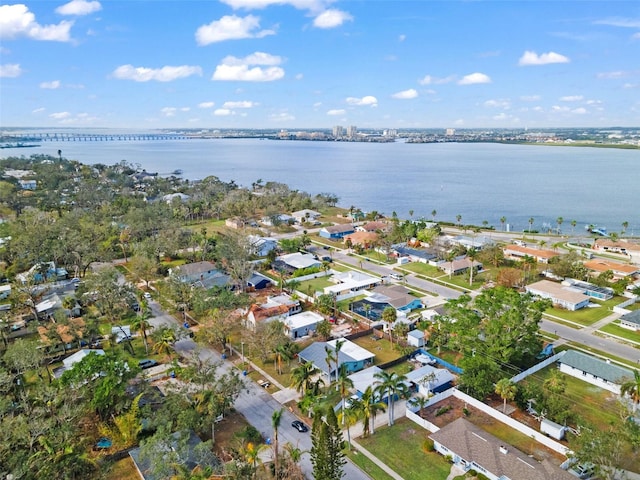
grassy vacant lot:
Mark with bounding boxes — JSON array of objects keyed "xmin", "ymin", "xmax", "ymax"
[
  {"xmin": 351, "ymin": 335, "xmax": 405, "ymax": 365},
  {"xmin": 545, "ymin": 296, "xmax": 624, "ymax": 326},
  {"xmin": 356, "ymin": 417, "xmax": 452, "ymax": 480},
  {"xmin": 519, "ymin": 364, "xmax": 620, "ymax": 430},
  {"xmin": 600, "ymin": 321, "xmax": 640, "ymax": 343}
]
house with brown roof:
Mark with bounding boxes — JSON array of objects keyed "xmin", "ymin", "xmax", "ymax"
[
  {"xmin": 225, "ymin": 217, "xmax": 245, "ymax": 229},
  {"xmin": 245, "ymin": 293, "xmax": 302, "ymax": 330},
  {"xmin": 593, "ymin": 239, "xmax": 640, "ymax": 260},
  {"xmin": 356, "ymin": 221, "xmax": 391, "ymax": 233},
  {"xmin": 343, "ymin": 231, "xmax": 379, "ymax": 248},
  {"xmin": 502, "ymin": 245, "xmax": 560, "ymax": 264},
  {"xmin": 583, "ymin": 258, "xmax": 639, "ymax": 279},
  {"xmin": 438, "ymin": 257, "xmax": 482, "ymax": 276},
  {"xmin": 430, "ymin": 418, "xmax": 575, "ymax": 480}
]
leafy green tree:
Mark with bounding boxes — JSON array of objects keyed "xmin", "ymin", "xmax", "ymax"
[
  {"xmin": 621, "ymin": 370, "xmax": 640, "ymax": 413},
  {"xmin": 216, "ymin": 230, "xmax": 254, "ymax": 291},
  {"xmin": 152, "ymin": 326, "xmax": 177, "ymax": 361},
  {"xmin": 336, "ymin": 365, "xmax": 354, "ymax": 425},
  {"xmin": 290, "ymin": 361, "xmax": 321, "ymax": 396},
  {"xmin": 315, "ymin": 319, "xmax": 332, "ymax": 340},
  {"xmin": 316, "ymin": 293, "xmax": 335, "ymax": 316},
  {"xmin": 310, "ymin": 407, "xmax": 345, "ymax": 480},
  {"xmin": 459, "ymin": 355, "xmax": 502, "ymax": 400}
]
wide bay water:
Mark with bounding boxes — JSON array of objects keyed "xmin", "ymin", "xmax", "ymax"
[{"xmin": 2, "ymin": 138, "xmax": 639, "ymax": 234}]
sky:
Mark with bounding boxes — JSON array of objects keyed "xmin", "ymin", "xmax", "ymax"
[{"xmin": 1, "ymin": 0, "xmax": 639, "ymax": 130}]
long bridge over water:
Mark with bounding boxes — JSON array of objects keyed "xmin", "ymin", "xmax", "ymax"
[{"xmin": 2, "ymin": 132, "xmax": 190, "ymax": 143}]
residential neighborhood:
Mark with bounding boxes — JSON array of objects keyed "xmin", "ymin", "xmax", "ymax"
[{"xmin": 0, "ymin": 153, "xmax": 639, "ymax": 480}]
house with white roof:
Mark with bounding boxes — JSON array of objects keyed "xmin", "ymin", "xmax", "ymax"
[
  {"xmin": 323, "ymin": 270, "xmax": 382, "ymax": 301},
  {"xmin": 283, "ymin": 311, "xmax": 324, "ymax": 339},
  {"xmin": 525, "ymin": 280, "xmax": 590, "ymax": 311},
  {"xmin": 405, "ymin": 364, "xmax": 455, "ymax": 395},
  {"xmin": 275, "ymin": 252, "xmax": 321, "ymax": 273},
  {"xmin": 291, "ymin": 209, "xmax": 321, "ymax": 223},
  {"xmin": 247, "ymin": 235, "xmax": 278, "ymax": 257},
  {"xmin": 298, "ymin": 339, "xmax": 375, "ymax": 379}
]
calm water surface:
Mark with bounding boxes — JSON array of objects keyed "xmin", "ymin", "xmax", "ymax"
[{"xmin": 4, "ymin": 139, "xmax": 639, "ymax": 234}]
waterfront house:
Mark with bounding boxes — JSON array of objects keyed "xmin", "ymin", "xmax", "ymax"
[
  {"xmin": 525, "ymin": 280, "xmax": 590, "ymax": 311},
  {"xmin": 430, "ymin": 418, "xmax": 575, "ymax": 480},
  {"xmin": 449, "ymin": 235, "xmax": 494, "ymax": 250},
  {"xmin": 502, "ymin": 245, "xmax": 560, "ymax": 264},
  {"xmin": 298, "ymin": 339, "xmax": 375, "ymax": 379},
  {"xmin": 557, "ymin": 349, "xmax": 634, "ymax": 395},
  {"xmin": 583, "ymin": 258, "xmax": 639, "ymax": 279},
  {"xmin": 291, "ymin": 209, "xmax": 321, "ymax": 223},
  {"xmin": 319, "ymin": 223, "xmax": 355, "ymax": 239}
]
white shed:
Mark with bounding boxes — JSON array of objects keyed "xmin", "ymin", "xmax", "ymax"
[
  {"xmin": 407, "ymin": 329, "xmax": 426, "ymax": 347},
  {"xmin": 540, "ymin": 418, "xmax": 567, "ymax": 440}
]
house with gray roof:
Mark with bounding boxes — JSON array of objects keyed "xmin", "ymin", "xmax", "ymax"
[
  {"xmin": 430, "ymin": 418, "xmax": 575, "ymax": 480},
  {"xmin": 319, "ymin": 223, "xmax": 355, "ymax": 239},
  {"xmin": 620, "ymin": 310, "xmax": 640, "ymax": 331},
  {"xmin": 298, "ymin": 339, "xmax": 374, "ymax": 379},
  {"xmin": 557, "ymin": 349, "xmax": 635, "ymax": 394}
]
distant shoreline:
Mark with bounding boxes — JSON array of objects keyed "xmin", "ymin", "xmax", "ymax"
[{"xmin": 511, "ymin": 141, "xmax": 640, "ymax": 150}]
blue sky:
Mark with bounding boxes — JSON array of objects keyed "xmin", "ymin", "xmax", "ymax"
[{"xmin": 1, "ymin": 0, "xmax": 639, "ymax": 129}]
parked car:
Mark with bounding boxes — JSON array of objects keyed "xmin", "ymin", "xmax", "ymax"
[
  {"xmin": 138, "ymin": 359, "xmax": 159, "ymax": 370},
  {"xmin": 569, "ymin": 463, "xmax": 595, "ymax": 480},
  {"xmin": 291, "ymin": 420, "xmax": 308, "ymax": 433},
  {"xmin": 390, "ymin": 273, "xmax": 404, "ymax": 280},
  {"xmin": 143, "ymin": 292, "xmax": 152, "ymax": 299}
]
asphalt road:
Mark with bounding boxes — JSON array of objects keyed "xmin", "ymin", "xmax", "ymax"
[{"xmin": 150, "ymin": 302, "xmax": 370, "ymax": 480}]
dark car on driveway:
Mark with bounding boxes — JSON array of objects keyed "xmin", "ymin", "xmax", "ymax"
[
  {"xmin": 291, "ymin": 420, "xmax": 308, "ymax": 433},
  {"xmin": 138, "ymin": 359, "xmax": 159, "ymax": 370}
]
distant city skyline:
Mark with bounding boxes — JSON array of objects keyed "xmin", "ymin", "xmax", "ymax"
[{"xmin": 1, "ymin": 0, "xmax": 639, "ymax": 129}]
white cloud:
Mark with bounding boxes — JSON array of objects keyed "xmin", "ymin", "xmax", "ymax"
[
  {"xmin": 0, "ymin": 4, "xmax": 73, "ymax": 42},
  {"xmin": 313, "ymin": 102, "xmax": 322, "ymax": 107},
  {"xmin": 112, "ymin": 64, "xmax": 202, "ymax": 82},
  {"xmin": 585, "ymin": 99, "xmax": 602, "ymax": 105},
  {"xmin": 214, "ymin": 108, "xmax": 234, "ymax": 116},
  {"xmin": 198, "ymin": 102, "xmax": 215, "ymax": 109},
  {"xmin": 419, "ymin": 74, "xmax": 456, "ymax": 85},
  {"xmin": 327, "ymin": 109, "xmax": 346, "ymax": 115},
  {"xmin": 559, "ymin": 95, "xmax": 583, "ymax": 102},
  {"xmin": 295, "ymin": 73, "xmax": 303, "ymax": 80},
  {"xmin": 458, "ymin": 73, "xmax": 491, "ymax": 85},
  {"xmin": 222, "ymin": 100, "xmax": 257, "ymax": 108},
  {"xmin": 483, "ymin": 99, "xmax": 510, "ymax": 109},
  {"xmin": 50, "ymin": 111, "xmax": 71, "ymax": 119},
  {"xmin": 180, "ymin": 107, "xmax": 190, "ymax": 112},
  {"xmin": 56, "ymin": 0, "xmax": 102, "ymax": 16},
  {"xmin": 0, "ymin": 63, "xmax": 22, "ymax": 78},
  {"xmin": 597, "ymin": 70, "xmax": 628, "ymax": 79},
  {"xmin": 532, "ymin": 106, "xmax": 543, "ymax": 112},
  {"xmin": 572, "ymin": 107, "xmax": 587, "ymax": 114},
  {"xmin": 32, "ymin": 107, "xmax": 45, "ymax": 113},
  {"xmin": 593, "ymin": 17, "xmax": 640, "ymax": 28},
  {"xmin": 633, "ymin": 32, "xmax": 640, "ymax": 39},
  {"xmin": 220, "ymin": 0, "xmax": 329, "ymax": 12},
  {"xmin": 161, "ymin": 107, "xmax": 177, "ymax": 117},
  {"xmin": 623, "ymin": 83, "xmax": 639, "ymax": 89},
  {"xmin": 520, "ymin": 95, "xmax": 541, "ymax": 101},
  {"xmin": 270, "ymin": 112, "xmax": 295, "ymax": 122},
  {"xmin": 391, "ymin": 89, "xmax": 418, "ymax": 99},
  {"xmin": 518, "ymin": 50, "xmax": 570, "ymax": 66},
  {"xmin": 212, "ymin": 52, "xmax": 284, "ymax": 82},
  {"xmin": 195, "ymin": 14, "xmax": 275, "ymax": 45},
  {"xmin": 398, "ymin": 34, "xmax": 406, "ymax": 42},
  {"xmin": 346, "ymin": 95, "xmax": 378, "ymax": 106},
  {"xmin": 313, "ymin": 9, "xmax": 353, "ymax": 29},
  {"xmin": 40, "ymin": 80, "xmax": 61, "ymax": 89}
]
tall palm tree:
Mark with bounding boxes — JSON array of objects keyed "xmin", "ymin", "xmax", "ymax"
[
  {"xmin": 456, "ymin": 214, "xmax": 462, "ymax": 226},
  {"xmin": 495, "ymin": 378, "xmax": 517, "ymax": 414},
  {"xmin": 622, "ymin": 221, "xmax": 629, "ymax": 236},
  {"xmin": 374, "ymin": 370, "xmax": 410, "ymax": 427},
  {"xmin": 152, "ymin": 327, "xmax": 176, "ymax": 361},
  {"xmin": 409, "ymin": 395, "xmax": 431, "ymax": 418},
  {"xmin": 500, "ymin": 216, "xmax": 507, "ymax": 231},
  {"xmin": 431, "ymin": 210, "xmax": 437, "ymax": 222},
  {"xmin": 131, "ymin": 309, "xmax": 152, "ymax": 354},
  {"xmin": 324, "ymin": 345, "xmax": 336, "ymax": 385},
  {"xmin": 556, "ymin": 217, "xmax": 564, "ymax": 234},
  {"xmin": 528, "ymin": 217, "xmax": 535, "ymax": 233},
  {"xmin": 571, "ymin": 219, "xmax": 577, "ymax": 235},
  {"xmin": 290, "ymin": 362, "xmax": 320, "ymax": 396},
  {"xmin": 358, "ymin": 386, "xmax": 386, "ymax": 436},
  {"xmin": 272, "ymin": 408, "xmax": 283, "ymax": 478},
  {"xmin": 621, "ymin": 370, "xmax": 640, "ymax": 413},
  {"xmin": 338, "ymin": 403, "xmax": 359, "ymax": 450},
  {"xmin": 467, "ymin": 247, "xmax": 478, "ymax": 286},
  {"xmin": 336, "ymin": 365, "xmax": 354, "ymax": 425}
]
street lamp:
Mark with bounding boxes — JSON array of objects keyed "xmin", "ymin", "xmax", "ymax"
[{"xmin": 241, "ymin": 341, "xmax": 245, "ymax": 363}]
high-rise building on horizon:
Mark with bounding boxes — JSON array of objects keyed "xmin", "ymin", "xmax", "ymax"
[
  {"xmin": 332, "ymin": 125, "xmax": 344, "ymax": 138},
  {"xmin": 347, "ymin": 125, "xmax": 357, "ymax": 138}
]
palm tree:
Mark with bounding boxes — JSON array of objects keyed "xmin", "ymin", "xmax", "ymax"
[
  {"xmin": 571, "ymin": 219, "xmax": 577, "ymax": 235},
  {"xmin": 467, "ymin": 247, "xmax": 478, "ymax": 285},
  {"xmin": 445, "ymin": 250, "xmax": 456, "ymax": 279},
  {"xmin": 456, "ymin": 214, "xmax": 462, "ymax": 226},
  {"xmin": 338, "ymin": 402, "xmax": 359, "ymax": 451},
  {"xmin": 500, "ymin": 216, "xmax": 506, "ymax": 231},
  {"xmin": 152, "ymin": 327, "xmax": 176, "ymax": 361},
  {"xmin": 272, "ymin": 408, "xmax": 283, "ymax": 478},
  {"xmin": 621, "ymin": 370, "xmax": 640, "ymax": 413},
  {"xmin": 431, "ymin": 210, "xmax": 437, "ymax": 222},
  {"xmin": 419, "ymin": 372, "xmax": 437, "ymax": 398},
  {"xmin": 527, "ymin": 217, "xmax": 535, "ymax": 233},
  {"xmin": 324, "ymin": 345, "xmax": 336, "ymax": 385},
  {"xmin": 336, "ymin": 365, "xmax": 354, "ymax": 424},
  {"xmin": 131, "ymin": 309, "xmax": 152, "ymax": 354},
  {"xmin": 374, "ymin": 370, "xmax": 410, "ymax": 427},
  {"xmin": 622, "ymin": 221, "xmax": 629, "ymax": 236},
  {"xmin": 556, "ymin": 217, "xmax": 564, "ymax": 234},
  {"xmin": 290, "ymin": 362, "xmax": 320, "ymax": 396},
  {"xmin": 495, "ymin": 378, "xmax": 517, "ymax": 414},
  {"xmin": 358, "ymin": 386, "xmax": 386, "ymax": 436}
]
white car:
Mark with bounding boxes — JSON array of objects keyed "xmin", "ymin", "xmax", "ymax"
[{"xmin": 143, "ymin": 292, "xmax": 152, "ymax": 299}]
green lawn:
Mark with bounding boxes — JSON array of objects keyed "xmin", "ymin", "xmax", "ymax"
[
  {"xmin": 434, "ymin": 271, "xmax": 487, "ymax": 290},
  {"xmin": 401, "ymin": 263, "xmax": 441, "ymax": 277},
  {"xmin": 599, "ymin": 321, "xmax": 640, "ymax": 343},
  {"xmin": 346, "ymin": 450, "xmax": 395, "ymax": 480},
  {"xmin": 358, "ymin": 251, "xmax": 395, "ymax": 265},
  {"xmin": 356, "ymin": 417, "xmax": 452, "ymax": 480},
  {"xmin": 296, "ymin": 276, "xmax": 334, "ymax": 296},
  {"xmin": 519, "ymin": 364, "xmax": 621, "ymax": 430},
  {"xmin": 545, "ymin": 298, "xmax": 620, "ymax": 326},
  {"xmin": 351, "ymin": 335, "xmax": 405, "ymax": 365}
]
